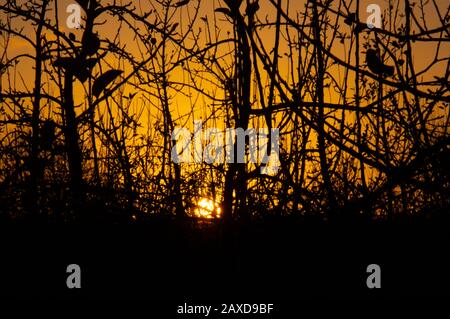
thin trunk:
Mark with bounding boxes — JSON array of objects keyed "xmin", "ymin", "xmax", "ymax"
[
  {"xmin": 29, "ymin": 0, "xmax": 49, "ymax": 216},
  {"xmin": 223, "ymin": 3, "xmax": 252, "ymax": 222},
  {"xmin": 355, "ymin": 0, "xmax": 368, "ymax": 198},
  {"xmin": 313, "ymin": 0, "xmax": 336, "ymax": 214},
  {"xmin": 63, "ymin": 72, "xmax": 85, "ymax": 218}
]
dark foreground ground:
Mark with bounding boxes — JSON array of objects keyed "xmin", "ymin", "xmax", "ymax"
[{"xmin": 0, "ymin": 214, "xmax": 448, "ymax": 313}]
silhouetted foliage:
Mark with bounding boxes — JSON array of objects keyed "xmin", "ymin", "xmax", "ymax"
[{"xmin": 0, "ymin": 0, "xmax": 449, "ymax": 224}]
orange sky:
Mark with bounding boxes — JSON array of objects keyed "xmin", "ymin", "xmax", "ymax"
[{"xmin": 1, "ymin": 0, "xmax": 448, "ymax": 194}]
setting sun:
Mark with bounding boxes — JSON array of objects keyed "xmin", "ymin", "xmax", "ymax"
[{"xmin": 194, "ymin": 198, "xmax": 221, "ymax": 219}]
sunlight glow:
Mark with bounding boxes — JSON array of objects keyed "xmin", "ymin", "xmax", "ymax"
[{"xmin": 194, "ymin": 198, "xmax": 221, "ymax": 219}]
